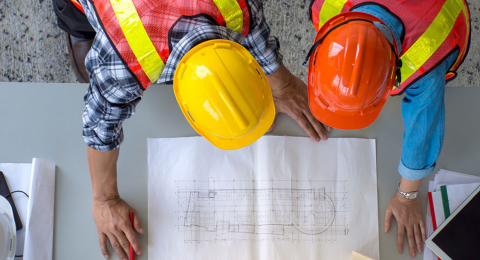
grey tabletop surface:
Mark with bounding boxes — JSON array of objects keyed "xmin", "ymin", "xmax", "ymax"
[{"xmin": 0, "ymin": 83, "xmax": 479, "ymax": 260}]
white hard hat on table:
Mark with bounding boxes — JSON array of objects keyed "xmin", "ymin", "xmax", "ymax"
[{"xmin": 0, "ymin": 196, "xmax": 16, "ymax": 260}]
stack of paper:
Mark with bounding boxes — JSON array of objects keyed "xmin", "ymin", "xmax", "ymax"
[{"xmin": 423, "ymin": 169, "xmax": 480, "ymax": 260}]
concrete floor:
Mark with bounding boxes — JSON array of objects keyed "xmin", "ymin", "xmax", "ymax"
[{"xmin": 0, "ymin": 0, "xmax": 479, "ymax": 86}]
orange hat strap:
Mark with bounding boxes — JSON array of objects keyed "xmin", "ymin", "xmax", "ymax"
[{"xmin": 303, "ymin": 18, "xmax": 403, "ymax": 87}]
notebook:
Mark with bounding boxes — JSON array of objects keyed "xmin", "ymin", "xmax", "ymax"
[{"xmin": 426, "ymin": 185, "xmax": 480, "ymax": 260}]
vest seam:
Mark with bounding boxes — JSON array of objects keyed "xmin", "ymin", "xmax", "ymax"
[
  {"xmin": 244, "ymin": 0, "xmax": 254, "ymax": 32},
  {"xmin": 448, "ymin": 0, "xmax": 471, "ymax": 73},
  {"xmin": 349, "ymin": 1, "xmax": 405, "ymax": 43},
  {"xmin": 391, "ymin": 45, "xmax": 460, "ymax": 97},
  {"xmin": 308, "ymin": 0, "xmax": 315, "ymax": 25},
  {"xmin": 88, "ymin": 0, "xmax": 146, "ymax": 90}
]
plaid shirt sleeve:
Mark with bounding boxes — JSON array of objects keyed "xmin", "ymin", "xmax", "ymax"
[
  {"xmin": 79, "ymin": 0, "xmax": 283, "ymax": 151},
  {"xmin": 242, "ymin": 1, "xmax": 283, "ymax": 75},
  {"xmin": 80, "ymin": 0, "xmax": 144, "ymax": 151}
]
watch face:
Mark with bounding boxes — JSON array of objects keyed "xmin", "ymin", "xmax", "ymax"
[{"xmin": 407, "ymin": 193, "xmax": 417, "ymax": 199}]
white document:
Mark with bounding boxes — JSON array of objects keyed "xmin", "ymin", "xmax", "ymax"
[
  {"xmin": 0, "ymin": 159, "xmax": 56, "ymax": 260},
  {"xmin": 148, "ymin": 137, "xmax": 378, "ymax": 260},
  {"xmin": 446, "ymin": 183, "xmax": 480, "ymax": 212}
]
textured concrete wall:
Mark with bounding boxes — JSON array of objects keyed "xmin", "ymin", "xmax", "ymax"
[
  {"xmin": 0, "ymin": 0, "xmax": 479, "ymax": 86},
  {"xmin": 0, "ymin": 0, "xmax": 76, "ymax": 82}
]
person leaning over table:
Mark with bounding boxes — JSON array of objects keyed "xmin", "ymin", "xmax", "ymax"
[
  {"xmin": 305, "ymin": 0, "xmax": 471, "ymax": 257},
  {"xmin": 53, "ymin": 0, "xmax": 333, "ymax": 259}
]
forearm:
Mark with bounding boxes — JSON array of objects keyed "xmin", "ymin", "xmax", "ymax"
[
  {"xmin": 399, "ymin": 177, "xmax": 422, "ymax": 193},
  {"xmin": 86, "ymin": 146, "xmax": 120, "ymax": 201}
]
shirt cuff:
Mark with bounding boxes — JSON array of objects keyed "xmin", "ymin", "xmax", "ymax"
[
  {"xmin": 398, "ymin": 160, "xmax": 435, "ymax": 181},
  {"xmin": 83, "ymin": 127, "xmax": 124, "ymax": 152}
]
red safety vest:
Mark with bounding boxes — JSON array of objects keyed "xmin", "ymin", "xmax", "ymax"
[
  {"xmin": 92, "ymin": 0, "xmax": 251, "ymax": 89},
  {"xmin": 71, "ymin": 0, "xmax": 85, "ymax": 14},
  {"xmin": 310, "ymin": 0, "xmax": 471, "ymax": 95}
]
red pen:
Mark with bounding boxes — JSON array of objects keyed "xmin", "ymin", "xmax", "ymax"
[{"xmin": 129, "ymin": 211, "xmax": 135, "ymax": 260}]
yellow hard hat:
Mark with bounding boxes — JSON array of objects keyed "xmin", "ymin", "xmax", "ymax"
[{"xmin": 174, "ymin": 39, "xmax": 275, "ymax": 150}]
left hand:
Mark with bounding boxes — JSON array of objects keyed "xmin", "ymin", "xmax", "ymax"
[
  {"xmin": 385, "ymin": 193, "xmax": 427, "ymax": 257},
  {"xmin": 267, "ymin": 64, "xmax": 332, "ymax": 142}
]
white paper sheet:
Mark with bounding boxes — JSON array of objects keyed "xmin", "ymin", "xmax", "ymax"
[
  {"xmin": 23, "ymin": 159, "xmax": 56, "ymax": 260},
  {"xmin": 148, "ymin": 137, "xmax": 378, "ymax": 260},
  {"xmin": 446, "ymin": 183, "xmax": 480, "ymax": 212},
  {"xmin": 0, "ymin": 159, "xmax": 55, "ymax": 260}
]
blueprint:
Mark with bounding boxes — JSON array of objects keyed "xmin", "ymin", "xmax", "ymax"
[{"xmin": 148, "ymin": 137, "xmax": 379, "ymax": 259}]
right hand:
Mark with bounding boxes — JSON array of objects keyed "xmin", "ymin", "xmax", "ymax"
[
  {"xmin": 92, "ymin": 196, "xmax": 144, "ymax": 259},
  {"xmin": 267, "ymin": 64, "xmax": 332, "ymax": 142}
]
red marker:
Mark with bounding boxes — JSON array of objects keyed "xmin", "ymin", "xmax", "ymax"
[{"xmin": 129, "ymin": 211, "xmax": 135, "ymax": 260}]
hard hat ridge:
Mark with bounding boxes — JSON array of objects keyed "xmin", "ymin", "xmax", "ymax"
[
  {"xmin": 307, "ymin": 12, "xmax": 400, "ymax": 130},
  {"xmin": 174, "ymin": 39, "xmax": 275, "ymax": 150}
]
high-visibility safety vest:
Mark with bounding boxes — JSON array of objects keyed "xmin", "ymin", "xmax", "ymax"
[
  {"xmin": 310, "ymin": 0, "xmax": 471, "ymax": 95},
  {"xmin": 92, "ymin": 0, "xmax": 251, "ymax": 89},
  {"xmin": 71, "ymin": 0, "xmax": 85, "ymax": 14}
]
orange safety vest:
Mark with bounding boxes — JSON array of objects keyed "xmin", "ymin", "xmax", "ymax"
[
  {"xmin": 70, "ymin": 0, "xmax": 85, "ymax": 14},
  {"xmin": 92, "ymin": 0, "xmax": 251, "ymax": 89},
  {"xmin": 310, "ymin": 0, "xmax": 471, "ymax": 96}
]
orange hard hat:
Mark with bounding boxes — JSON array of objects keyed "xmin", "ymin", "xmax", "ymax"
[{"xmin": 305, "ymin": 12, "xmax": 401, "ymax": 130}]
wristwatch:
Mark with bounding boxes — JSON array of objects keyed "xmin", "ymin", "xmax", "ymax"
[{"xmin": 397, "ymin": 185, "xmax": 418, "ymax": 200}]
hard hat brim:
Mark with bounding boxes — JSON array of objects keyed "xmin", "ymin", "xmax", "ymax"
[{"xmin": 308, "ymin": 85, "xmax": 387, "ymax": 130}]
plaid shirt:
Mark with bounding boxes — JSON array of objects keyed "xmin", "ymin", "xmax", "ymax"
[{"xmin": 80, "ymin": 0, "xmax": 283, "ymax": 151}]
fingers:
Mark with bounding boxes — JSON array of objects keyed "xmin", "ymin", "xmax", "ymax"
[
  {"xmin": 304, "ymin": 111, "xmax": 328, "ymax": 140},
  {"xmin": 99, "ymin": 233, "xmax": 110, "ymax": 259},
  {"xmin": 322, "ymin": 124, "xmax": 332, "ymax": 132},
  {"xmin": 406, "ymin": 226, "xmax": 416, "ymax": 257},
  {"xmin": 288, "ymin": 111, "xmax": 320, "ymax": 142},
  {"xmin": 133, "ymin": 211, "xmax": 145, "ymax": 234},
  {"xmin": 268, "ymin": 115, "xmax": 278, "ymax": 132},
  {"xmin": 420, "ymin": 219, "xmax": 427, "ymax": 242},
  {"xmin": 384, "ymin": 208, "xmax": 393, "ymax": 233},
  {"xmin": 414, "ymin": 224, "xmax": 423, "ymax": 254},
  {"xmin": 124, "ymin": 222, "xmax": 142, "ymax": 255},
  {"xmin": 397, "ymin": 224, "xmax": 405, "ymax": 254},
  {"xmin": 108, "ymin": 233, "xmax": 128, "ymax": 260},
  {"xmin": 114, "ymin": 229, "xmax": 132, "ymax": 259}
]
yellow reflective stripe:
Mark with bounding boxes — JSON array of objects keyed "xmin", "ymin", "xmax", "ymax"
[
  {"xmin": 319, "ymin": 0, "xmax": 348, "ymax": 29},
  {"xmin": 110, "ymin": 0, "xmax": 164, "ymax": 83},
  {"xmin": 400, "ymin": 0, "xmax": 463, "ymax": 83},
  {"xmin": 213, "ymin": 0, "xmax": 243, "ymax": 33}
]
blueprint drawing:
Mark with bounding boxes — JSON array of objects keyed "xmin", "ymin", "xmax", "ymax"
[
  {"xmin": 176, "ymin": 178, "xmax": 348, "ymax": 243},
  {"xmin": 148, "ymin": 137, "xmax": 379, "ymax": 260}
]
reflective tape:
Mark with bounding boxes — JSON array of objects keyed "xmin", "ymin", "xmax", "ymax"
[
  {"xmin": 319, "ymin": 0, "xmax": 348, "ymax": 29},
  {"xmin": 109, "ymin": 0, "xmax": 164, "ymax": 83},
  {"xmin": 213, "ymin": 0, "xmax": 244, "ymax": 33},
  {"xmin": 400, "ymin": 0, "xmax": 463, "ymax": 83}
]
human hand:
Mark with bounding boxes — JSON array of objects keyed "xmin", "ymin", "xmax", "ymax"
[
  {"xmin": 385, "ymin": 193, "xmax": 426, "ymax": 257},
  {"xmin": 92, "ymin": 196, "xmax": 144, "ymax": 259},
  {"xmin": 267, "ymin": 64, "xmax": 332, "ymax": 141}
]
